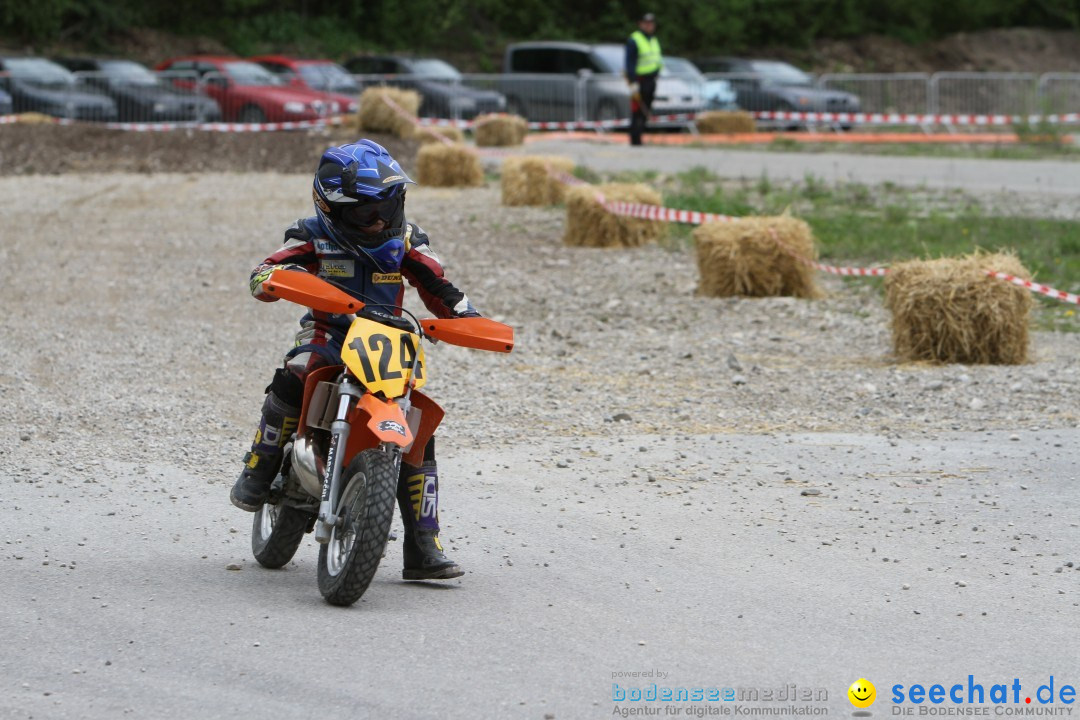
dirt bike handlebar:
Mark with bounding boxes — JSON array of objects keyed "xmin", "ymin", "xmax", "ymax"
[
  {"xmin": 264, "ymin": 268, "xmax": 363, "ymax": 315},
  {"xmin": 265, "ymin": 269, "xmax": 514, "ymax": 353}
]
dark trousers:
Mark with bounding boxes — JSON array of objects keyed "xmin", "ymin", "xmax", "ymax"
[{"xmin": 629, "ymin": 73, "xmax": 657, "ymax": 146}]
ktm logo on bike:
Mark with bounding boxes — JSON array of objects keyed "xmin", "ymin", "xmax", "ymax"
[{"xmin": 377, "ymin": 420, "xmax": 407, "ymax": 437}]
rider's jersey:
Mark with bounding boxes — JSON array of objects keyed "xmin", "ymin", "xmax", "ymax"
[{"xmin": 250, "ymin": 218, "xmax": 476, "ymax": 334}]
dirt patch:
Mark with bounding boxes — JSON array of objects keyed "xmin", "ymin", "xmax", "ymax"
[
  {"xmin": 770, "ymin": 28, "xmax": 1080, "ymax": 74},
  {"xmin": 0, "ymin": 124, "xmax": 419, "ymax": 175}
]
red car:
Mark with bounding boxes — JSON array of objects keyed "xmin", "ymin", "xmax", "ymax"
[
  {"xmin": 250, "ymin": 55, "xmax": 359, "ymax": 115},
  {"xmin": 155, "ymin": 55, "xmax": 350, "ymax": 123}
]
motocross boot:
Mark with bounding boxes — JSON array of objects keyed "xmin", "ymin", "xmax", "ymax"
[
  {"xmin": 397, "ymin": 461, "xmax": 464, "ymax": 580},
  {"xmin": 230, "ymin": 391, "xmax": 300, "ymax": 512}
]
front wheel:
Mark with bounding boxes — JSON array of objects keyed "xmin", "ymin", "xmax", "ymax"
[
  {"xmin": 252, "ymin": 501, "xmax": 311, "ymax": 569},
  {"xmin": 317, "ymin": 448, "xmax": 399, "ymax": 606}
]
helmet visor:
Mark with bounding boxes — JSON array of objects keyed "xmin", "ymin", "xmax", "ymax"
[{"xmin": 339, "ymin": 193, "xmax": 403, "ymax": 229}]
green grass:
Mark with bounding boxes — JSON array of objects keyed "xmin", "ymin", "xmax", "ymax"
[{"xmin": 613, "ymin": 167, "xmax": 1080, "ymax": 328}]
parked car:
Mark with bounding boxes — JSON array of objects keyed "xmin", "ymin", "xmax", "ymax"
[
  {"xmin": 0, "ymin": 56, "xmax": 117, "ymax": 121},
  {"xmin": 249, "ymin": 55, "xmax": 359, "ymax": 114},
  {"xmin": 693, "ymin": 57, "xmax": 860, "ymax": 114},
  {"xmin": 0, "ymin": 87, "xmax": 12, "ymax": 115},
  {"xmin": 662, "ymin": 56, "xmax": 738, "ymax": 111},
  {"xmin": 499, "ymin": 42, "xmax": 703, "ymax": 123},
  {"xmin": 155, "ymin": 55, "xmax": 345, "ymax": 123},
  {"xmin": 342, "ymin": 54, "xmax": 505, "ymax": 119},
  {"xmin": 53, "ymin": 57, "xmax": 221, "ymax": 122}
]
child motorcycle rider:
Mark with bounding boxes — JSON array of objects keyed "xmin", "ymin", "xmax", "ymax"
[{"xmin": 230, "ymin": 139, "xmax": 479, "ymax": 581}]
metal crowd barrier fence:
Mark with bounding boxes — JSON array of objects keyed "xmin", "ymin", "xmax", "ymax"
[
  {"xmin": 929, "ymin": 72, "xmax": 1041, "ymax": 115},
  {"xmin": 817, "ymin": 73, "xmax": 930, "ymax": 115},
  {"xmin": 4, "ymin": 69, "xmax": 1080, "ymax": 129}
]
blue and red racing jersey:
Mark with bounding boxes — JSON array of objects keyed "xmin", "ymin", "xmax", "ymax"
[{"xmin": 250, "ymin": 217, "xmax": 476, "ymax": 334}]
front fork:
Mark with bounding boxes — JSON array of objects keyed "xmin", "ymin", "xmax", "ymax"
[
  {"xmin": 314, "ymin": 379, "xmax": 363, "ymax": 544},
  {"xmin": 313, "ymin": 379, "xmax": 413, "ymax": 544}
]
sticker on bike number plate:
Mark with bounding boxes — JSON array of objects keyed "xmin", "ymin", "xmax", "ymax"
[
  {"xmin": 342, "ymin": 316, "xmax": 426, "ymax": 397},
  {"xmin": 378, "ymin": 420, "xmax": 408, "ymax": 437}
]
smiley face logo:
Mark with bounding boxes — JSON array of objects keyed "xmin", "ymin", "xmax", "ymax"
[{"xmin": 848, "ymin": 678, "xmax": 876, "ymax": 708}]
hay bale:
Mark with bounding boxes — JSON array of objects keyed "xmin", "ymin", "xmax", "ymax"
[
  {"xmin": 414, "ymin": 125, "xmax": 465, "ymax": 145},
  {"xmin": 562, "ymin": 183, "xmax": 666, "ymax": 248},
  {"xmin": 15, "ymin": 112, "xmax": 58, "ymax": 125},
  {"xmin": 501, "ymin": 155, "xmax": 575, "ymax": 206},
  {"xmin": 693, "ymin": 217, "xmax": 821, "ymax": 299},
  {"xmin": 884, "ymin": 252, "xmax": 1032, "ymax": 364},
  {"xmin": 336, "ymin": 113, "xmax": 361, "ymax": 132},
  {"xmin": 695, "ymin": 110, "xmax": 756, "ymax": 134},
  {"xmin": 415, "ymin": 143, "xmax": 484, "ymax": 187},
  {"xmin": 473, "ymin": 113, "xmax": 529, "ymax": 147},
  {"xmin": 357, "ymin": 87, "xmax": 421, "ymax": 139}
]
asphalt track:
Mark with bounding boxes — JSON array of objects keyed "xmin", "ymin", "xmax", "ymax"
[
  {"xmin": 525, "ymin": 138, "xmax": 1080, "ymax": 198},
  {"xmin": 3, "ymin": 431, "xmax": 1078, "ymax": 719}
]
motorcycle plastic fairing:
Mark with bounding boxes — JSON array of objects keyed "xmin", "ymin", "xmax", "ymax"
[
  {"xmin": 423, "ymin": 317, "xmax": 514, "ymax": 353},
  {"xmin": 265, "ymin": 269, "xmax": 362, "ymax": 316},
  {"xmin": 298, "ymin": 364, "xmax": 344, "ymax": 432},
  {"xmin": 357, "ymin": 393, "xmax": 413, "ymax": 447},
  {"xmin": 401, "ymin": 390, "xmax": 444, "ymax": 467}
]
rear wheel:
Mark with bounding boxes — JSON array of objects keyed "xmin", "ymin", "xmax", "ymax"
[
  {"xmin": 317, "ymin": 448, "xmax": 399, "ymax": 606},
  {"xmin": 252, "ymin": 501, "xmax": 310, "ymax": 569}
]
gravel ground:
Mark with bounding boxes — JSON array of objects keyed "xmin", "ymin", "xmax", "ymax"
[
  {"xmin": 0, "ymin": 170, "xmax": 1077, "ymax": 718},
  {"xmin": 0, "ymin": 125, "xmax": 418, "ymax": 176},
  {"xmin": 0, "ymin": 173, "xmax": 1077, "ymax": 474}
]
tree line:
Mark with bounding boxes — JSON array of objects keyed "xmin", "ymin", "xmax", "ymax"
[{"xmin": 3, "ymin": 0, "xmax": 1078, "ymax": 66}]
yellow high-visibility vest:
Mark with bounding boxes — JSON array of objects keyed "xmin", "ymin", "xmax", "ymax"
[{"xmin": 631, "ymin": 31, "xmax": 662, "ymax": 76}]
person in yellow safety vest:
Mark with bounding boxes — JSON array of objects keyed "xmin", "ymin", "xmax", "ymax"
[{"xmin": 624, "ymin": 12, "xmax": 662, "ymax": 146}]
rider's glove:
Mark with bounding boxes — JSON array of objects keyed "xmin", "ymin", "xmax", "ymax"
[
  {"xmin": 452, "ymin": 298, "xmax": 481, "ymax": 318},
  {"xmin": 250, "ymin": 263, "xmax": 306, "ymax": 299}
]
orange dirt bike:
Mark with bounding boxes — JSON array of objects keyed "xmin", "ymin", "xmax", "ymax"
[{"xmin": 249, "ymin": 269, "xmax": 513, "ymax": 606}]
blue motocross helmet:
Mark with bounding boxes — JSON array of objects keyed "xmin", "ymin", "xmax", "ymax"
[{"xmin": 312, "ymin": 140, "xmax": 415, "ymax": 272}]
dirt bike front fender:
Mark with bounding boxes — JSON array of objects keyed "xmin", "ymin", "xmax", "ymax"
[{"xmin": 355, "ymin": 394, "xmax": 413, "ymax": 448}]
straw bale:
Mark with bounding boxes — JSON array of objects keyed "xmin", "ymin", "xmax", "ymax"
[
  {"xmin": 415, "ymin": 143, "xmax": 484, "ymax": 187},
  {"xmin": 694, "ymin": 111, "xmax": 756, "ymax": 134},
  {"xmin": 884, "ymin": 252, "xmax": 1032, "ymax": 364},
  {"xmin": 562, "ymin": 183, "xmax": 666, "ymax": 248},
  {"xmin": 501, "ymin": 155, "xmax": 575, "ymax": 206},
  {"xmin": 473, "ymin": 113, "xmax": 529, "ymax": 147},
  {"xmin": 357, "ymin": 87, "xmax": 422, "ymax": 139},
  {"xmin": 15, "ymin": 112, "xmax": 57, "ymax": 125},
  {"xmin": 693, "ymin": 217, "xmax": 821, "ymax": 298},
  {"xmin": 414, "ymin": 126, "xmax": 465, "ymax": 145}
]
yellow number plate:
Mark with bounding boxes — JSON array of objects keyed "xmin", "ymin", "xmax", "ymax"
[{"xmin": 341, "ymin": 317, "xmax": 426, "ymax": 397}]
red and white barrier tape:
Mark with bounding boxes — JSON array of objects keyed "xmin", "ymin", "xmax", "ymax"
[
  {"xmin": 423, "ymin": 110, "xmax": 1080, "ymax": 130},
  {"xmin": 0, "ymin": 114, "xmax": 346, "ymax": 132},
  {"xmin": 753, "ymin": 111, "xmax": 1080, "ymax": 127},
  {"xmin": 986, "ymin": 271, "xmax": 1080, "ymax": 304},
  {"xmin": 7, "ymin": 109, "xmax": 1080, "ymax": 132},
  {"xmin": 417, "ymin": 113, "xmax": 697, "ymax": 131},
  {"xmin": 547, "ymin": 168, "xmax": 1078, "ymax": 305},
  {"xmin": 765, "ymin": 228, "xmax": 1077, "ymax": 303},
  {"xmin": 378, "ymin": 95, "xmax": 459, "ymax": 146}
]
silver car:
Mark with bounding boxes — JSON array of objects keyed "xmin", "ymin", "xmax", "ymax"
[{"xmin": 500, "ymin": 41, "xmax": 703, "ymax": 124}]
